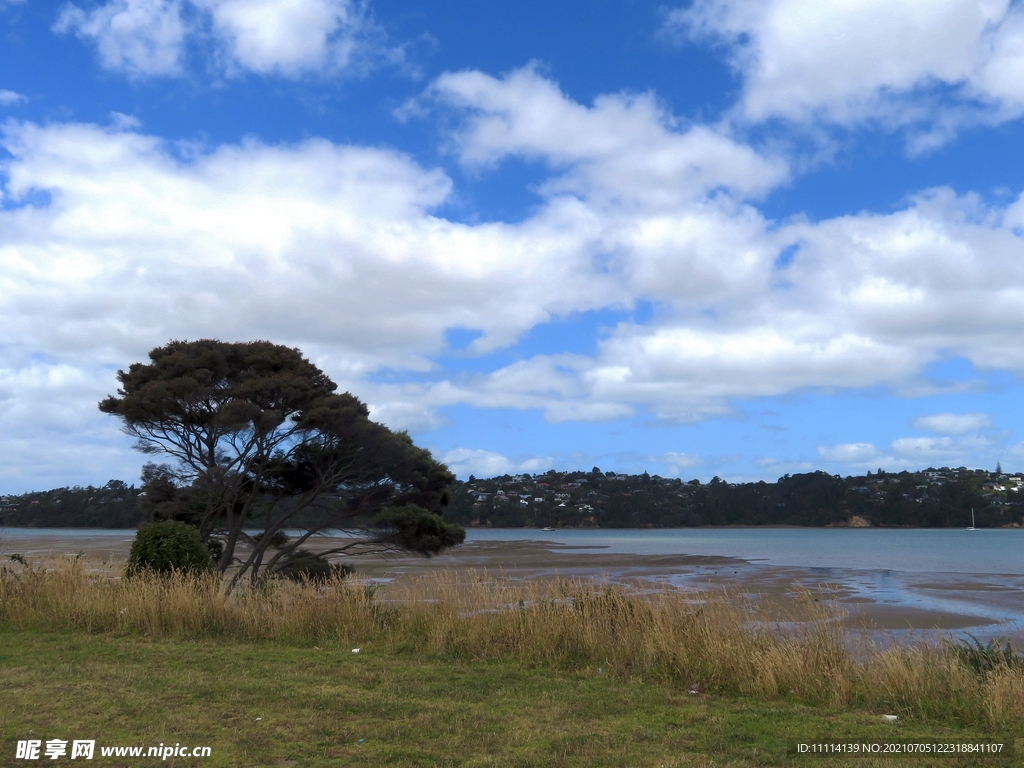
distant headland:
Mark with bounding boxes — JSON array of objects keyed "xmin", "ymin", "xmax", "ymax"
[
  {"xmin": 445, "ymin": 466, "xmax": 1024, "ymax": 529},
  {"xmin": 4, "ymin": 466, "xmax": 1018, "ymax": 530}
]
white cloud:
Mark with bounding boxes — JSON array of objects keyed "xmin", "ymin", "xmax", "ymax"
[
  {"xmin": 56, "ymin": 0, "xmax": 398, "ymax": 78},
  {"xmin": 818, "ymin": 433, "xmax": 999, "ymax": 471},
  {"xmin": 895, "ymin": 433, "xmax": 995, "ymax": 463},
  {"xmin": 754, "ymin": 456, "xmax": 816, "ymax": 475},
  {"xmin": 439, "ymin": 448, "xmax": 552, "ymax": 479},
  {"xmin": 8, "ymin": 68, "xmax": 1024, "ymax": 488},
  {"xmin": 55, "ymin": 0, "xmax": 187, "ymax": 77},
  {"xmin": 817, "ymin": 442, "xmax": 879, "ymax": 463},
  {"xmin": 0, "ymin": 90, "xmax": 27, "ymax": 106},
  {"xmin": 912, "ymin": 412, "xmax": 992, "ymax": 434},
  {"xmin": 199, "ymin": 0, "xmax": 392, "ymax": 77},
  {"xmin": 428, "ymin": 65, "xmax": 788, "ymax": 207},
  {"xmin": 0, "ymin": 358, "xmax": 145, "ymax": 490},
  {"xmin": 518, "ymin": 456, "xmax": 554, "ymax": 473},
  {"xmin": 365, "ymin": 400, "xmax": 448, "ymax": 432},
  {"xmin": 665, "ymin": 451, "xmax": 702, "ymax": 476},
  {"xmin": 0, "ymin": 112, "xmax": 622, "ymax": 478},
  {"xmin": 890, "ymin": 436, "xmax": 960, "ymax": 462},
  {"xmin": 667, "ymin": 0, "xmax": 1024, "ymax": 137},
  {"xmin": 440, "ymin": 449, "xmax": 513, "ymax": 477}
]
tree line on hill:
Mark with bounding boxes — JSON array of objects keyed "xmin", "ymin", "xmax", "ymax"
[
  {"xmin": 443, "ymin": 466, "xmax": 1024, "ymax": 529},
  {"xmin": 3, "ymin": 339, "xmax": 465, "ymax": 588},
  {"xmin": 0, "ymin": 480, "xmax": 147, "ymax": 528},
  {"xmin": 5, "ymin": 465, "xmax": 1023, "ymax": 530}
]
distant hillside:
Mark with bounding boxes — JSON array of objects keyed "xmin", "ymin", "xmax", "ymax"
[
  {"xmin": 0, "ymin": 481, "xmax": 147, "ymax": 528},
  {"xmin": 3, "ymin": 466, "xmax": 1023, "ymax": 529},
  {"xmin": 444, "ymin": 467, "xmax": 1024, "ymax": 529}
]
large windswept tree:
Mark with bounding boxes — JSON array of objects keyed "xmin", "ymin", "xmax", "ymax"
[{"xmin": 100, "ymin": 339, "xmax": 464, "ymax": 586}]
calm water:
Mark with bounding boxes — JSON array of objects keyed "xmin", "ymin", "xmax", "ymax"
[
  {"xmin": 466, "ymin": 527, "xmax": 1024, "ymax": 575},
  {"xmin": 3, "ymin": 526, "xmax": 1022, "ymax": 575},
  {"xmin": 4, "ymin": 526, "xmax": 1023, "ymax": 635},
  {"xmin": 465, "ymin": 528, "xmax": 1024, "ymax": 636}
]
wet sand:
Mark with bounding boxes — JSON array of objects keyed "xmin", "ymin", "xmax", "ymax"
[
  {"xmin": 0, "ymin": 531, "xmax": 137, "ymax": 563},
  {"xmin": 344, "ymin": 539, "xmax": 1020, "ymax": 634},
  {"xmin": 4, "ymin": 531, "xmax": 1021, "ymax": 637}
]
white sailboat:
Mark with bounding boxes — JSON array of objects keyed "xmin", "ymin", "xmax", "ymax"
[{"xmin": 966, "ymin": 507, "xmax": 976, "ymax": 531}]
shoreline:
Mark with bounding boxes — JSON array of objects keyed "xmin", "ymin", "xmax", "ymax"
[
  {"xmin": 4, "ymin": 529, "xmax": 1023, "ymax": 639},
  {"xmin": 343, "ymin": 539, "xmax": 1024, "ymax": 634},
  {"xmin": 4, "ymin": 522, "xmax": 1024, "ymax": 530}
]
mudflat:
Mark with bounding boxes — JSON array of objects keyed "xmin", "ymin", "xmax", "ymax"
[
  {"xmin": 344, "ymin": 538, "xmax": 1020, "ymax": 634},
  {"xmin": 4, "ymin": 530, "xmax": 1021, "ymax": 637}
]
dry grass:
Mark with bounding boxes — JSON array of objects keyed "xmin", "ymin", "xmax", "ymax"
[{"xmin": 2, "ymin": 558, "xmax": 1022, "ymax": 729}]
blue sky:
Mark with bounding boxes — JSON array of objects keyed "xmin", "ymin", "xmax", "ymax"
[{"xmin": 4, "ymin": 0, "xmax": 1024, "ymax": 492}]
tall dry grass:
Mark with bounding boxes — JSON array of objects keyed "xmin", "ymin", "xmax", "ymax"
[
  {"xmin": 0, "ymin": 559, "xmax": 381, "ymax": 644},
  {"xmin": 1, "ymin": 559, "xmax": 1021, "ymax": 728}
]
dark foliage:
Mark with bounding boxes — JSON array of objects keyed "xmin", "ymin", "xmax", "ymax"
[
  {"xmin": 0, "ymin": 480, "xmax": 146, "ymax": 528},
  {"xmin": 945, "ymin": 634, "xmax": 1023, "ymax": 674},
  {"xmin": 9, "ymin": 466, "xmax": 1021, "ymax": 532},
  {"xmin": 274, "ymin": 548, "xmax": 354, "ymax": 583},
  {"xmin": 373, "ymin": 504, "xmax": 467, "ymax": 554},
  {"xmin": 97, "ymin": 339, "xmax": 464, "ymax": 586},
  {"xmin": 444, "ymin": 467, "xmax": 1024, "ymax": 529},
  {"xmin": 125, "ymin": 520, "xmax": 213, "ymax": 577}
]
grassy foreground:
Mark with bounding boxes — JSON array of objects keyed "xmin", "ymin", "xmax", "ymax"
[
  {"xmin": 3, "ymin": 631, "xmax": 1018, "ymax": 767},
  {"xmin": 1, "ymin": 561, "xmax": 1022, "ymax": 766}
]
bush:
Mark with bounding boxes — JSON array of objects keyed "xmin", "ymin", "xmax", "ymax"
[
  {"xmin": 945, "ymin": 634, "xmax": 1022, "ymax": 674},
  {"xmin": 125, "ymin": 521, "xmax": 213, "ymax": 577},
  {"xmin": 274, "ymin": 549, "xmax": 353, "ymax": 584}
]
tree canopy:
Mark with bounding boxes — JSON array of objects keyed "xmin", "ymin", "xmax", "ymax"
[
  {"xmin": 99, "ymin": 339, "xmax": 464, "ymax": 586},
  {"xmin": 445, "ymin": 466, "xmax": 1020, "ymax": 529}
]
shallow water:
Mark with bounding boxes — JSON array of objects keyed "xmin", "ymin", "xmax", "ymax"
[
  {"xmin": 8, "ymin": 525, "xmax": 1021, "ymax": 575},
  {"xmin": 3, "ymin": 526, "xmax": 1022, "ymax": 640},
  {"xmin": 465, "ymin": 528, "xmax": 1024, "ymax": 641},
  {"xmin": 465, "ymin": 527, "xmax": 1024, "ymax": 575}
]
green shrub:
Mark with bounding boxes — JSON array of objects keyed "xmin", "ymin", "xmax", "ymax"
[
  {"xmin": 274, "ymin": 549, "xmax": 353, "ymax": 584},
  {"xmin": 945, "ymin": 633, "xmax": 1023, "ymax": 674},
  {"xmin": 125, "ymin": 521, "xmax": 212, "ymax": 577}
]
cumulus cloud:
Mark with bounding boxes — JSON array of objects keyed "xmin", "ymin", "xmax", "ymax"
[
  {"xmin": 817, "ymin": 442, "xmax": 879, "ymax": 463},
  {"xmin": 754, "ymin": 456, "xmax": 816, "ymax": 475},
  {"xmin": 199, "ymin": 0, "xmax": 395, "ymax": 76},
  {"xmin": 667, "ymin": 0, "xmax": 1024, "ymax": 138},
  {"xmin": 0, "ymin": 108, "xmax": 624, "ymax": 468},
  {"xmin": 7, "ymin": 67, "xmax": 1024, "ymax": 488},
  {"xmin": 890, "ymin": 435, "xmax": 996, "ymax": 466},
  {"xmin": 890, "ymin": 436, "xmax": 958, "ymax": 460},
  {"xmin": 818, "ymin": 432, "xmax": 999, "ymax": 471},
  {"xmin": 427, "ymin": 65, "xmax": 788, "ymax": 206},
  {"xmin": 0, "ymin": 357, "xmax": 145, "ymax": 490},
  {"xmin": 912, "ymin": 412, "xmax": 992, "ymax": 434},
  {"xmin": 55, "ymin": 0, "xmax": 187, "ymax": 77},
  {"xmin": 664, "ymin": 451, "xmax": 702, "ymax": 476},
  {"xmin": 0, "ymin": 90, "xmax": 27, "ymax": 106},
  {"xmin": 56, "ymin": 0, "xmax": 398, "ymax": 78},
  {"xmin": 440, "ymin": 448, "xmax": 552, "ymax": 479}
]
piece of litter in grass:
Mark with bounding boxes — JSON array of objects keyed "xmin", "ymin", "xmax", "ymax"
[
  {"xmin": 597, "ymin": 668, "xmax": 602, "ymax": 674},
  {"xmin": 881, "ymin": 715, "xmax": 897, "ymax": 722},
  {"xmin": 358, "ymin": 739, "xmax": 364, "ymax": 744},
  {"xmin": 255, "ymin": 717, "xmax": 262, "ymax": 722},
  {"xmin": 352, "ymin": 648, "xmax": 361, "ymax": 654}
]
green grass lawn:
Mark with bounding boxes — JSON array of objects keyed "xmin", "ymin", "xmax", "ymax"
[{"xmin": 1, "ymin": 629, "xmax": 1018, "ymax": 767}]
